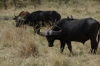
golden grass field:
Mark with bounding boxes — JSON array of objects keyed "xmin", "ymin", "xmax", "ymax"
[{"xmin": 0, "ymin": 1, "xmax": 100, "ymax": 66}]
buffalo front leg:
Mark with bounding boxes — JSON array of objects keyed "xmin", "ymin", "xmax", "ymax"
[
  {"xmin": 34, "ymin": 24, "xmax": 40, "ymax": 34},
  {"xmin": 67, "ymin": 41, "xmax": 72, "ymax": 53},
  {"xmin": 60, "ymin": 40, "xmax": 65, "ymax": 53}
]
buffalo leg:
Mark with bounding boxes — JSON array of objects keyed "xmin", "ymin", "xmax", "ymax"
[
  {"xmin": 67, "ymin": 41, "xmax": 72, "ymax": 53},
  {"xmin": 90, "ymin": 38, "xmax": 98, "ymax": 54},
  {"xmin": 60, "ymin": 40, "xmax": 65, "ymax": 53}
]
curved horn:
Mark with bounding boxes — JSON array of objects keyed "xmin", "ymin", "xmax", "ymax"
[
  {"xmin": 37, "ymin": 29, "xmax": 47, "ymax": 36},
  {"xmin": 17, "ymin": 17, "xmax": 25, "ymax": 21},
  {"xmin": 37, "ymin": 28, "xmax": 61, "ymax": 36},
  {"xmin": 50, "ymin": 30, "xmax": 61, "ymax": 35}
]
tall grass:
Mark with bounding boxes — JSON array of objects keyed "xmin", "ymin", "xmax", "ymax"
[{"xmin": 0, "ymin": 0, "xmax": 100, "ymax": 66}]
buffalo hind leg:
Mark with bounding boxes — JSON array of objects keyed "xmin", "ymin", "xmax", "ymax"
[{"xmin": 90, "ymin": 38, "xmax": 98, "ymax": 54}]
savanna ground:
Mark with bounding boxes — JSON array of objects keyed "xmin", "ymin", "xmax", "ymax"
[{"xmin": 0, "ymin": 0, "xmax": 100, "ymax": 66}]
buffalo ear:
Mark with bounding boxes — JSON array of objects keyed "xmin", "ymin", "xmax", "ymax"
[{"xmin": 42, "ymin": 30, "xmax": 62, "ymax": 36}]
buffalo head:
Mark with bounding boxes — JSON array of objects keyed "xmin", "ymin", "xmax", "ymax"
[
  {"xmin": 13, "ymin": 11, "xmax": 30, "ymax": 27},
  {"xmin": 37, "ymin": 28, "xmax": 61, "ymax": 47}
]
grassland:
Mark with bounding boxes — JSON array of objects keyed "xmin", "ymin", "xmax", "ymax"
[{"xmin": 0, "ymin": 0, "xmax": 100, "ymax": 66}]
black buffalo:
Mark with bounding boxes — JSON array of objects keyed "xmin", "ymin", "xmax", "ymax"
[
  {"xmin": 37, "ymin": 17, "xmax": 100, "ymax": 54},
  {"xmin": 13, "ymin": 10, "xmax": 61, "ymax": 32}
]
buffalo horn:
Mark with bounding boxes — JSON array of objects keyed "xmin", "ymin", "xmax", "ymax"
[
  {"xmin": 37, "ymin": 29, "xmax": 47, "ymax": 36},
  {"xmin": 50, "ymin": 30, "xmax": 61, "ymax": 35},
  {"xmin": 37, "ymin": 29, "xmax": 61, "ymax": 36}
]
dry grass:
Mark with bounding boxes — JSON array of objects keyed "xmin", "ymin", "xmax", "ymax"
[{"xmin": 0, "ymin": 1, "xmax": 100, "ymax": 66}]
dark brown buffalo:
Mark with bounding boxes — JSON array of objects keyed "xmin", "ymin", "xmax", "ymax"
[{"xmin": 13, "ymin": 10, "xmax": 61, "ymax": 33}]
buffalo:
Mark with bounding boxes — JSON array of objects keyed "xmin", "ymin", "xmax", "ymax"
[
  {"xmin": 37, "ymin": 17, "xmax": 100, "ymax": 54},
  {"xmin": 13, "ymin": 10, "xmax": 61, "ymax": 32}
]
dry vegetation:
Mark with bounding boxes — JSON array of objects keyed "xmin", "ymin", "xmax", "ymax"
[{"xmin": 0, "ymin": 0, "xmax": 100, "ymax": 66}]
